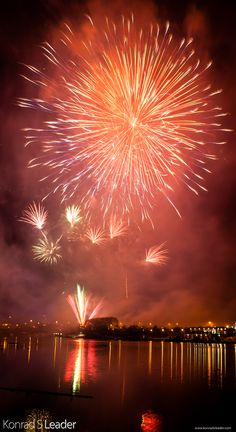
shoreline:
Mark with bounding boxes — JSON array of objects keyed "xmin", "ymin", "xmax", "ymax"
[{"xmin": 0, "ymin": 332, "xmax": 235, "ymax": 345}]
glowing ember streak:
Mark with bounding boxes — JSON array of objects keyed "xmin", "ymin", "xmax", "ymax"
[
  {"xmin": 19, "ymin": 16, "xmax": 228, "ymax": 223},
  {"xmin": 65, "ymin": 205, "xmax": 82, "ymax": 227},
  {"xmin": 108, "ymin": 217, "xmax": 127, "ymax": 239},
  {"xmin": 85, "ymin": 226, "xmax": 106, "ymax": 245},
  {"xmin": 19, "ymin": 201, "xmax": 47, "ymax": 230},
  {"xmin": 67, "ymin": 284, "xmax": 102, "ymax": 326},
  {"xmin": 32, "ymin": 233, "xmax": 62, "ymax": 264},
  {"xmin": 145, "ymin": 243, "xmax": 168, "ymax": 265}
]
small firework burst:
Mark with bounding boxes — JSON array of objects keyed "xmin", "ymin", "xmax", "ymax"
[
  {"xmin": 67, "ymin": 284, "xmax": 102, "ymax": 326},
  {"xmin": 19, "ymin": 202, "xmax": 47, "ymax": 230},
  {"xmin": 32, "ymin": 233, "xmax": 62, "ymax": 264},
  {"xmin": 65, "ymin": 205, "xmax": 82, "ymax": 227},
  {"xmin": 108, "ymin": 218, "xmax": 127, "ymax": 239},
  {"xmin": 85, "ymin": 226, "xmax": 106, "ymax": 245},
  {"xmin": 145, "ymin": 243, "xmax": 168, "ymax": 265}
]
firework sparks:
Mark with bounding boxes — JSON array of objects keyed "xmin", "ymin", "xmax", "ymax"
[
  {"xmin": 108, "ymin": 217, "xmax": 127, "ymax": 239},
  {"xmin": 67, "ymin": 284, "xmax": 102, "ymax": 326},
  {"xmin": 19, "ymin": 202, "xmax": 47, "ymax": 230},
  {"xmin": 85, "ymin": 226, "xmax": 106, "ymax": 245},
  {"xmin": 145, "ymin": 243, "xmax": 168, "ymax": 265},
  {"xmin": 65, "ymin": 205, "xmax": 82, "ymax": 227},
  {"xmin": 32, "ymin": 233, "xmax": 62, "ymax": 264},
  {"xmin": 25, "ymin": 409, "xmax": 52, "ymax": 432},
  {"xmin": 19, "ymin": 16, "xmax": 228, "ymax": 223}
]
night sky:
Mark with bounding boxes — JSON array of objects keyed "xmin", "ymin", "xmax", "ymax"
[{"xmin": 0, "ymin": 0, "xmax": 235, "ymax": 325}]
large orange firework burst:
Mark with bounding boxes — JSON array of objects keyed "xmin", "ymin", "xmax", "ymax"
[{"xmin": 19, "ymin": 15, "xmax": 228, "ymax": 224}]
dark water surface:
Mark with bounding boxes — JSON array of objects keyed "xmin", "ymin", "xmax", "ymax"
[{"xmin": 0, "ymin": 336, "xmax": 235, "ymax": 431}]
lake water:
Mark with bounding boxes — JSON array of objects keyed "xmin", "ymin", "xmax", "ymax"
[{"xmin": 0, "ymin": 336, "xmax": 235, "ymax": 431}]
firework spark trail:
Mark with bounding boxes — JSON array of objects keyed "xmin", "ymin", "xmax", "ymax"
[
  {"xmin": 67, "ymin": 284, "xmax": 102, "ymax": 326},
  {"xmin": 67, "ymin": 294, "xmax": 80, "ymax": 323},
  {"xmin": 145, "ymin": 243, "xmax": 168, "ymax": 265},
  {"xmin": 65, "ymin": 205, "xmax": 82, "ymax": 227},
  {"xmin": 19, "ymin": 202, "xmax": 48, "ymax": 230},
  {"xmin": 108, "ymin": 217, "xmax": 127, "ymax": 239},
  {"xmin": 85, "ymin": 226, "xmax": 106, "ymax": 245},
  {"xmin": 32, "ymin": 232, "xmax": 62, "ymax": 264},
  {"xmin": 19, "ymin": 15, "xmax": 229, "ymax": 224}
]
